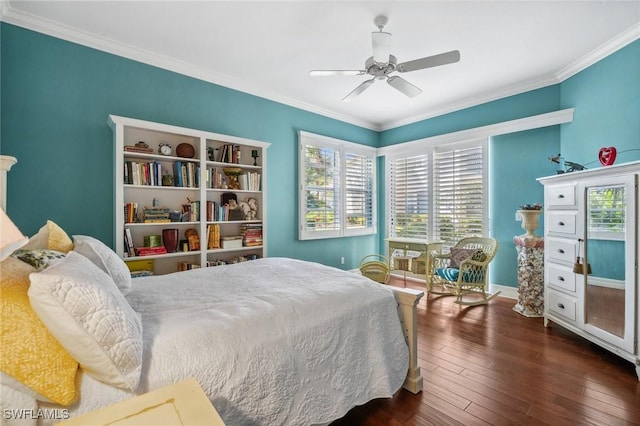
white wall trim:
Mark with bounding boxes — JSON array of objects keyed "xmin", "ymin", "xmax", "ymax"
[
  {"xmin": 2, "ymin": 3, "xmax": 636, "ymax": 133},
  {"xmin": 377, "ymin": 108, "xmax": 574, "ymax": 157},
  {"xmin": 556, "ymin": 23, "xmax": 640, "ymax": 82},
  {"xmin": 491, "ymin": 284, "xmax": 518, "ymax": 300}
]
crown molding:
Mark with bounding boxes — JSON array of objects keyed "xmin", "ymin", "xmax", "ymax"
[
  {"xmin": 379, "ymin": 73, "xmax": 561, "ymax": 131},
  {"xmin": 0, "ymin": 4, "xmax": 379, "ymax": 131},
  {"xmin": 556, "ymin": 23, "xmax": 640, "ymax": 82},
  {"xmin": 1, "ymin": 3, "xmax": 636, "ymax": 134},
  {"xmin": 377, "ymin": 108, "xmax": 575, "ymax": 157}
]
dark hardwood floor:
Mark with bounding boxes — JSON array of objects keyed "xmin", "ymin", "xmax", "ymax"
[{"xmin": 331, "ymin": 278, "xmax": 640, "ymax": 425}]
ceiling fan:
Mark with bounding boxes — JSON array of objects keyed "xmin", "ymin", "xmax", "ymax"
[{"xmin": 310, "ymin": 15, "xmax": 460, "ymax": 102}]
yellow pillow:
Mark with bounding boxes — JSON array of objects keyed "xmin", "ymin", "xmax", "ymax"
[
  {"xmin": 22, "ymin": 220, "xmax": 74, "ymax": 253},
  {"xmin": 0, "ymin": 256, "xmax": 78, "ymax": 405}
]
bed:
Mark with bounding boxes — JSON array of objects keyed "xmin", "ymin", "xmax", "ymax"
[{"xmin": 0, "ymin": 223, "xmax": 423, "ymax": 426}]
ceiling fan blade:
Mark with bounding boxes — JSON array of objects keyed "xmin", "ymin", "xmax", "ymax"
[
  {"xmin": 372, "ymin": 31, "xmax": 392, "ymax": 64},
  {"xmin": 397, "ymin": 50, "xmax": 461, "ymax": 73},
  {"xmin": 342, "ymin": 79, "xmax": 375, "ymax": 102},
  {"xmin": 387, "ymin": 76, "xmax": 422, "ymax": 98},
  {"xmin": 310, "ymin": 70, "xmax": 365, "ymax": 76}
]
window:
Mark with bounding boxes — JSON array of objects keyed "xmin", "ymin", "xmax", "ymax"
[
  {"xmin": 387, "ymin": 139, "xmax": 487, "ymax": 248},
  {"xmin": 299, "ymin": 131, "xmax": 376, "ymax": 240}
]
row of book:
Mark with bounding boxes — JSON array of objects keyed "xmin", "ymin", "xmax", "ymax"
[
  {"xmin": 143, "ymin": 206, "xmax": 171, "ymax": 223},
  {"xmin": 215, "ymin": 144, "xmax": 242, "ymax": 164},
  {"xmin": 123, "ymin": 160, "xmax": 200, "ymax": 188},
  {"xmin": 205, "ymin": 201, "xmax": 244, "ymax": 222},
  {"xmin": 203, "ymin": 168, "xmax": 261, "ymax": 191},
  {"xmin": 238, "ymin": 172, "xmax": 261, "ymax": 191},
  {"xmin": 240, "ymin": 223, "xmax": 263, "ymax": 247},
  {"xmin": 124, "ymin": 228, "xmax": 168, "ymax": 257},
  {"xmin": 124, "ymin": 202, "xmax": 139, "ymax": 224}
]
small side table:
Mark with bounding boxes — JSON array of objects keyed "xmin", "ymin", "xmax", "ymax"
[{"xmin": 513, "ymin": 235, "xmax": 544, "ymax": 317}]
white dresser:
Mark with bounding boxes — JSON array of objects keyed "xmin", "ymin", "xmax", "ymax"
[{"xmin": 538, "ymin": 161, "xmax": 639, "ymax": 380}]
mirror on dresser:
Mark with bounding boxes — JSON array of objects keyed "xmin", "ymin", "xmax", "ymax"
[{"xmin": 583, "ymin": 175, "xmax": 636, "ymax": 353}]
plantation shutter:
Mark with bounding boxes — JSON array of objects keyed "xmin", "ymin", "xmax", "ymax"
[
  {"xmin": 301, "ymin": 141, "xmax": 341, "ymax": 239},
  {"xmin": 298, "ymin": 131, "xmax": 376, "ymax": 240},
  {"xmin": 433, "ymin": 141, "xmax": 485, "ymax": 247},
  {"xmin": 345, "ymin": 150, "xmax": 374, "ymax": 232},
  {"xmin": 388, "ymin": 154, "xmax": 430, "ymax": 239}
]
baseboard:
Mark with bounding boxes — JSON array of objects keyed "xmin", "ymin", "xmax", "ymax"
[{"xmin": 490, "ymin": 283, "xmax": 518, "ymax": 300}]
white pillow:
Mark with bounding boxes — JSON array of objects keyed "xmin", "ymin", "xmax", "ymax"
[
  {"xmin": 28, "ymin": 251, "xmax": 143, "ymax": 391},
  {"xmin": 73, "ymin": 235, "xmax": 132, "ymax": 295}
]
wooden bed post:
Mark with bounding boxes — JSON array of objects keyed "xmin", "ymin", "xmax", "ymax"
[{"xmin": 390, "ymin": 287, "xmax": 424, "ymax": 394}]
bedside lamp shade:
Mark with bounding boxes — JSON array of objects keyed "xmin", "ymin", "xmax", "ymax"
[{"xmin": 0, "ymin": 208, "xmax": 28, "ymax": 261}]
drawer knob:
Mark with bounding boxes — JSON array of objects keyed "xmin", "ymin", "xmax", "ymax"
[
  {"xmin": 557, "ymin": 303, "xmax": 565, "ymax": 309},
  {"xmin": 558, "ymin": 249, "xmax": 565, "ymax": 254},
  {"xmin": 558, "ymin": 221, "xmax": 565, "ymax": 226},
  {"xmin": 557, "ymin": 276, "xmax": 565, "ymax": 281},
  {"xmin": 558, "ymin": 194, "xmax": 565, "ymax": 199}
]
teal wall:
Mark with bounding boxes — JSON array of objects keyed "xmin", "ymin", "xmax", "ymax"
[
  {"xmin": 560, "ymin": 40, "xmax": 640, "ymax": 166},
  {"xmin": 2, "ymin": 23, "xmax": 638, "ymax": 284},
  {"xmin": 0, "ymin": 23, "xmax": 378, "ymax": 270}
]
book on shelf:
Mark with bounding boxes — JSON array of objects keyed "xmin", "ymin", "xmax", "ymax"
[
  {"xmin": 238, "ymin": 172, "xmax": 261, "ymax": 191},
  {"xmin": 240, "ymin": 223, "xmax": 263, "ymax": 247},
  {"xmin": 124, "ymin": 161, "xmax": 163, "ymax": 186},
  {"xmin": 206, "ymin": 224, "xmax": 220, "ymax": 249},
  {"xmin": 124, "ymin": 228, "xmax": 135, "ymax": 257},
  {"xmin": 177, "ymin": 261, "xmax": 201, "ymax": 272},
  {"xmin": 124, "ymin": 145, "xmax": 153, "ymax": 154},
  {"xmin": 135, "ymin": 246, "xmax": 168, "ymax": 256},
  {"xmin": 143, "ymin": 206, "xmax": 171, "ymax": 223},
  {"xmin": 124, "ymin": 202, "xmax": 139, "ymax": 224}
]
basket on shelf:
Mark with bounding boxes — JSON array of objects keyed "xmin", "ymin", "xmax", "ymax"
[{"xmin": 359, "ymin": 254, "xmax": 390, "ymax": 284}]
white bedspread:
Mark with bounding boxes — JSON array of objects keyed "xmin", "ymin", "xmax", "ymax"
[{"xmin": 38, "ymin": 257, "xmax": 408, "ymax": 425}]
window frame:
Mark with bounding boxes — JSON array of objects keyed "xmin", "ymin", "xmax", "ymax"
[
  {"xmin": 298, "ymin": 131, "xmax": 377, "ymax": 240},
  {"xmin": 386, "ymin": 138, "xmax": 488, "ymax": 247}
]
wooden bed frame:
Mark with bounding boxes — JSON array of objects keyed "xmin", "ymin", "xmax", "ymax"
[{"xmin": 389, "ymin": 287, "xmax": 424, "ymax": 393}]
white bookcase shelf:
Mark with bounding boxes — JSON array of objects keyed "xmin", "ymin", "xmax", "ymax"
[{"xmin": 110, "ymin": 115, "xmax": 270, "ymax": 275}]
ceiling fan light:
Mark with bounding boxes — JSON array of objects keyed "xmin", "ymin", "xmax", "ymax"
[{"xmin": 371, "ymin": 31, "xmax": 391, "ymax": 64}]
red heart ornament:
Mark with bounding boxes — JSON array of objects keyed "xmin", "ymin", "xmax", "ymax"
[{"xmin": 598, "ymin": 146, "xmax": 617, "ymax": 166}]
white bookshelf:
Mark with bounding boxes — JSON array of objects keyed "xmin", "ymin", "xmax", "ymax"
[{"xmin": 109, "ymin": 115, "xmax": 270, "ymax": 275}]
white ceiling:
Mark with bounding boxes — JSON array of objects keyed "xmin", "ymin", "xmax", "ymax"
[{"xmin": 2, "ymin": 1, "xmax": 640, "ymax": 131}]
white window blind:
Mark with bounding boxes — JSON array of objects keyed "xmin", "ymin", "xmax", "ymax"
[
  {"xmin": 299, "ymin": 131, "xmax": 376, "ymax": 240},
  {"xmin": 434, "ymin": 143, "xmax": 485, "ymax": 247},
  {"xmin": 388, "ymin": 154, "xmax": 430, "ymax": 239},
  {"xmin": 387, "ymin": 139, "xmax": 487, "ymax": 248},
  {"xmin": 345, "ymin": 151, "xmax": 374, "ymax": 231}
]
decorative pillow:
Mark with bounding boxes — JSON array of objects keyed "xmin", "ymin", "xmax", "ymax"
[
  {"xmin": 12, "ymin": 249, "xmax": 66, "ymax": 271},
  {"xmin": 470, "ymin": 250, "xmax": 488, "ymax": 263},
  {"xmin": 0, "ymin": 257, "xmax": 78, "ymax": 405},
  {"xmin": 28, "ymin": 251, "xmax": 143, "ymax": 391},
  {"xmin": 449, "ymin": 248, "xmax": 479, "ymax": 268},
  {"xmin": 73, "ymin": 235, "xmax": 132, "ymax": 295},
  {"xmin": 22, "ymin": 220, "xmax": 73, "ymax": 253}
]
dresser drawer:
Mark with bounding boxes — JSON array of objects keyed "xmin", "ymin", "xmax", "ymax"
[
  {"xmin": 546, "ymin": 263, "xmax": 576, "ymax": 293},
  {"xmin": 546, "ymin": 184, "xmax": 576, "ymax": 208},
  {"xmin": 547, "ymin": 211, "xmax": 577, "ymax": 236},
  {"xmin": 546, "ymin": 238, "xmax": 577, "ymax": 264},
  {"xmin": 547, "ymin": 290, "xmax": 577, "ymax": 322}
]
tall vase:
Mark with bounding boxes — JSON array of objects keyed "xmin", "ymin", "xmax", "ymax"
[
  {"xmin": 162, "ymin": 228, "xmax": 179, "ymax": 253},
  {"xmin": 517, "ymin": 210, "xmax": 543, "ymax": 237}
]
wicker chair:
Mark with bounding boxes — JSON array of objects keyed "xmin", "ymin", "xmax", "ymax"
[
  {"xmin": 359, "ymin": 254, "xmax": 390, "ymax": 284},
  {"xmin": 428, "ymin": 237, "xmax": 500, "ymax": 306}
]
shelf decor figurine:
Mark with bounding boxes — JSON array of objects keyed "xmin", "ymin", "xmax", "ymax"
[
  {"xmin": 251, "ymin": 150, "xmax": 259, "ymax": 166},
  {"xmin": 223, "ymin": 167, "xmax": 242, "ymax": 190}
]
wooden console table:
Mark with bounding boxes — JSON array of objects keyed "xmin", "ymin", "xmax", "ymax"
[{"xmin": 386, "ymin": 238, "xmax": 442, "ymax": 286}]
